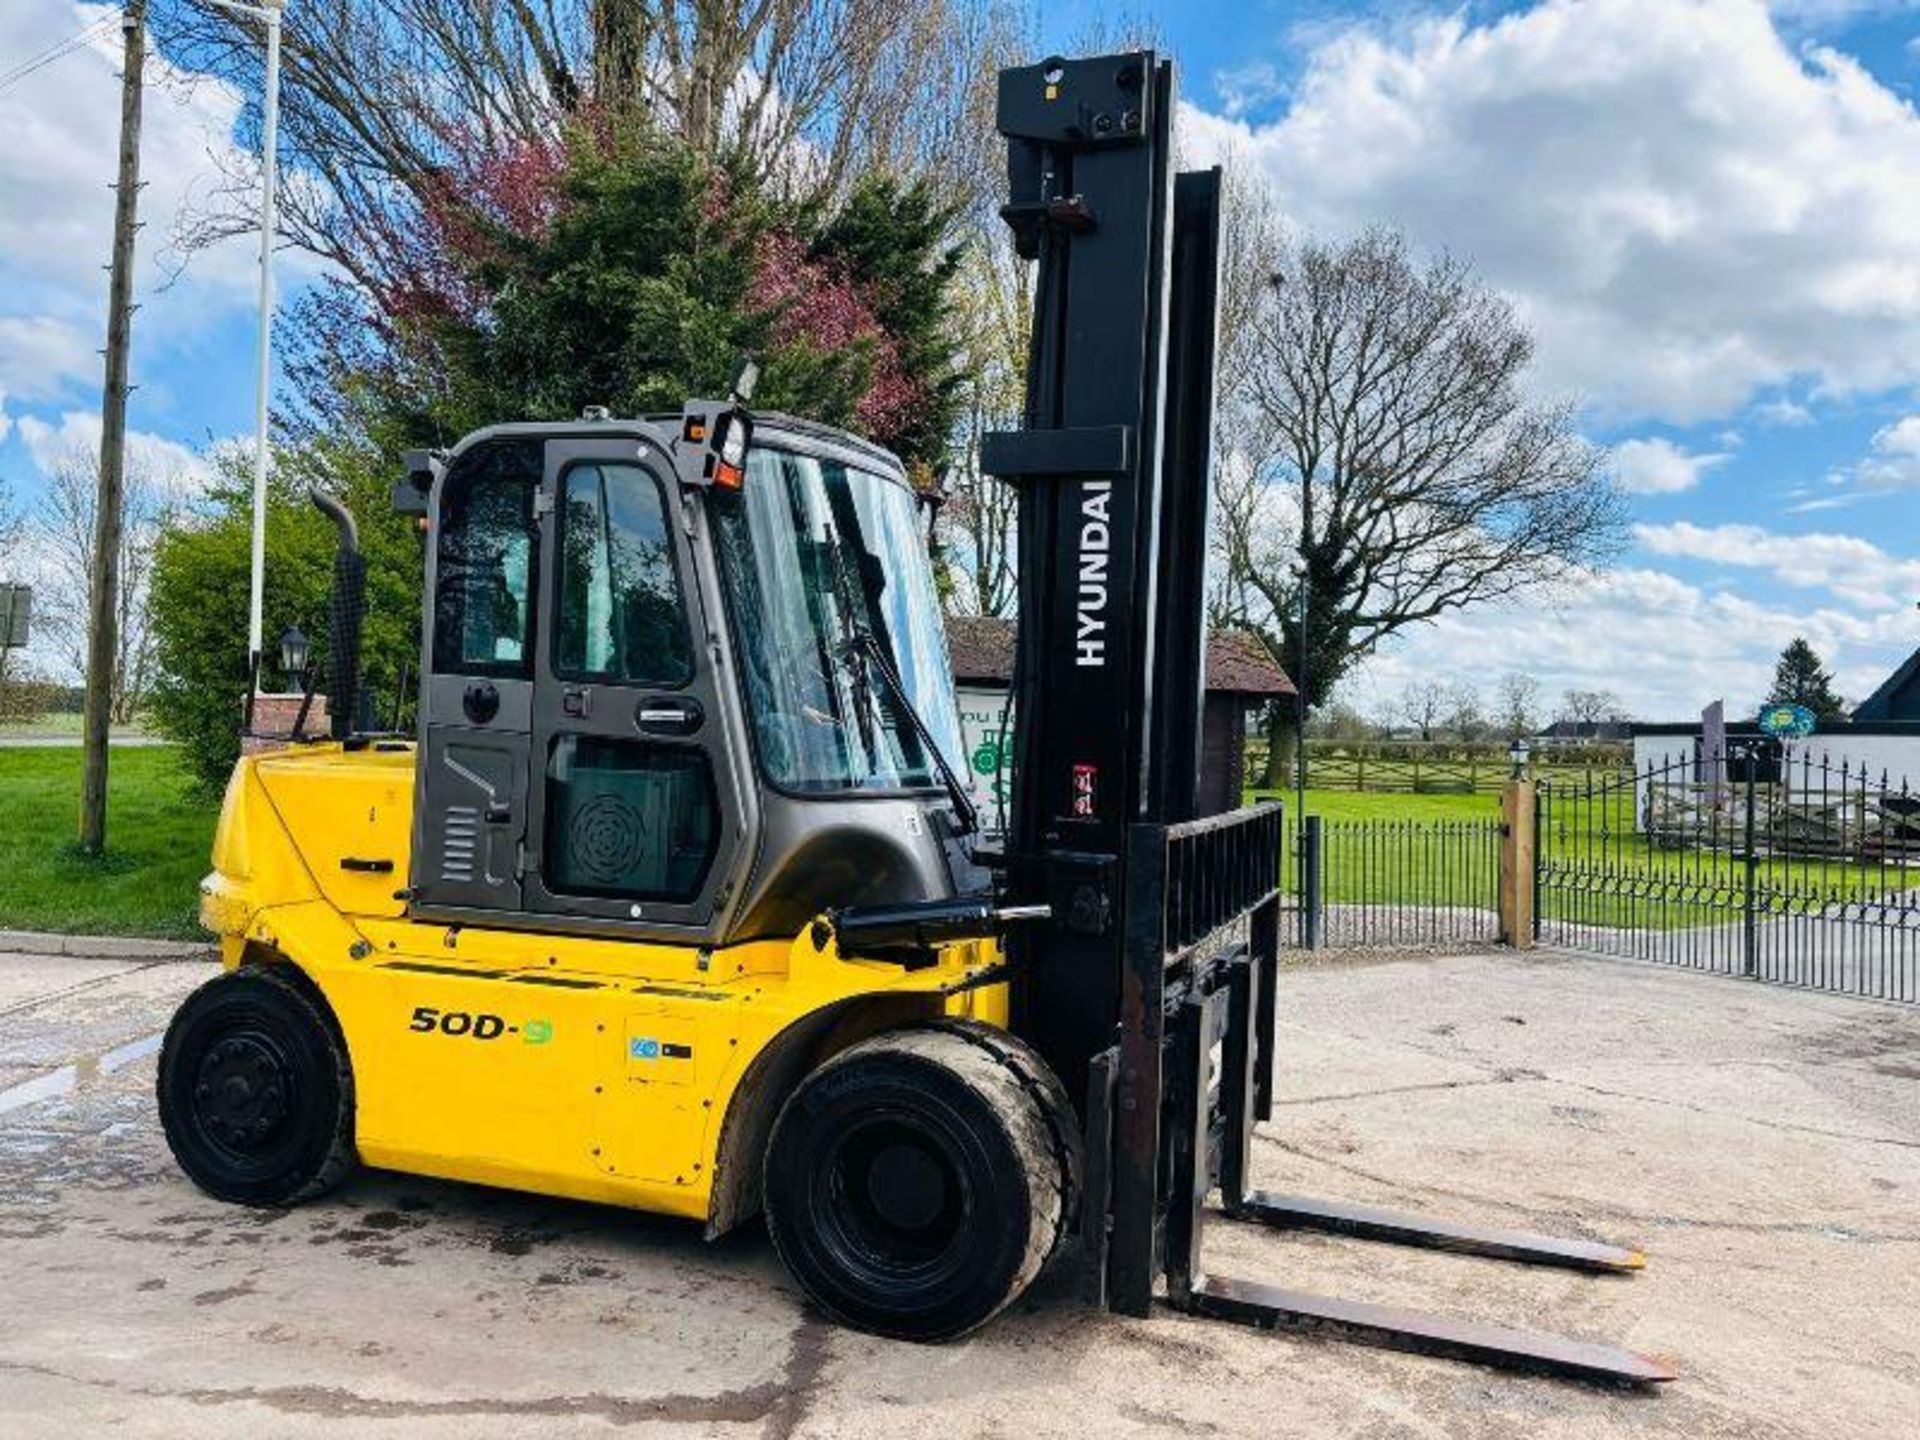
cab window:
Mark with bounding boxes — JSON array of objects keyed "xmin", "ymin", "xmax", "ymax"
[
  {"xmin": 433, "ymin": 440, "xmax": 540, "ymax": 677},
  {"xmin": 554, "ymin": 461, "xmax": 692, "ymax": 685},
  {"xmin": 544, "ymin": 736, "xmax": 718, "ymax": 902}
]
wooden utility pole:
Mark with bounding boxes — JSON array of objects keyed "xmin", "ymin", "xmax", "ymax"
[{"xmin": 80, "ymin": 0, "xmax": 146, "ymax": 854}]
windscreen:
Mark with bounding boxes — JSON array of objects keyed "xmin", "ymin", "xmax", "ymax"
[{"xmin": 713, "ymin": 444, "xmax": 964, "ymax": 794}]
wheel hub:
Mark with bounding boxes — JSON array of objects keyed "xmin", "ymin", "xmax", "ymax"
[
  {"xmin": 192, "ymin": 1034, "xmax": 291, "ymax": 1151},
  {"xmin": 867, "ymin": 1142, "xmax": 948, "ymax": 1231}
]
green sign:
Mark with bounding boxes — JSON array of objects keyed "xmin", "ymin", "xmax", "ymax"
[{"xmin": 1758, "ymin": 702, "xmax": 1816, "ymax": 739}]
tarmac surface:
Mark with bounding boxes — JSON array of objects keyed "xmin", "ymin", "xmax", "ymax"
[{"xmin": 2, "ymin": 942, "xmax": 1916, "ymax": 1438}]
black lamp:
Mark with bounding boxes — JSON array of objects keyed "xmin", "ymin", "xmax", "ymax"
[
  {"xmin": 279, "ymin": 624, "xmax": 311, "ymax": 685},
  {"xmin": 1508, "ymin": 737, "xmax": 1530, "ymax": 778}
]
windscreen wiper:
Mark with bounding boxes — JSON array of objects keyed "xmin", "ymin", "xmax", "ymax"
[
  {"xmin": 818, "ymin": 522, "xmax": 980, "ymax": 836},
  {"xmin": 847, "ymin": 627, "xmax": 981, "ymax": 837},
  {"xmin": 815, "ymin": 525, "xmax": 880, "ymax": 758}
]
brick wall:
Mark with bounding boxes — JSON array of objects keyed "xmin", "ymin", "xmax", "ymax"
[{"xmin": 242, "ymin": 693, "xmax": 331, "ymax": 755}]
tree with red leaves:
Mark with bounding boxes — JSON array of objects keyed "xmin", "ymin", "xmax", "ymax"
[{"xmin": 283, "ymin": 119, "xmax": 960, "ymax": 474}]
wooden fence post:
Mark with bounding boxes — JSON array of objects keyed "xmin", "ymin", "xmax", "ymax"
[{"xmin": 1500, "ymin": 778, "xmax": 1537, "ymax": 949}]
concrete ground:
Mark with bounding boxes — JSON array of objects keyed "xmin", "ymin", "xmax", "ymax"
[{"xmin": 2, "ymin": 943, "xmax": 1916, "ymax": 1439}]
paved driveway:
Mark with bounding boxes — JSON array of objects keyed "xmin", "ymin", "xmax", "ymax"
[{"xmin": 2, "ymin": 943, "xmax": 1916, "ymax": 1438}]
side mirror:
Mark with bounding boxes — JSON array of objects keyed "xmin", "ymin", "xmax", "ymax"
[{"xmin": 730, "ymin": 355, "xmax": 760, "ymax": 405}]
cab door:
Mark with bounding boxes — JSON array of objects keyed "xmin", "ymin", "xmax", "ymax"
[
  {"xmin": 525, "ymin": 440, "xmax": 741, "ymax": 934},
  {"xmin": 412, "ymin": 439, "xmax": 543, "ymax": 915}
]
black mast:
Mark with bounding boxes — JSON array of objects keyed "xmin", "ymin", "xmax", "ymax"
[{"xmin": 984, "ymin": 52, "xmax": 1221, "ymax": 1115}]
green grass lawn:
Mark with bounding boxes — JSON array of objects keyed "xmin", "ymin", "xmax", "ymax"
[
  {"xmin": 1530, "ymin": 784, "xmax": 1913, "ymax": 929},
  {"xmin": 0, "ymin": 746, "xmax": 217, "ymax": 940},
  {"xmin": 1246, "ymin": 787, "xmax": 1499, "ymax": 823},
  {"xmin": 0, "ymin": 753, "xmax": 1902, "ymax": 943},
  {"xmin": 1247, "ymin": 783, "xmax": 1913, "ymax": 928},
  {"xmin": 0, "ymin": 711, "xmax": 153, "ymax": 739},
  {"xmin": 1247, "ymin": 788, "xmax": 1503, "ymax": 908}
]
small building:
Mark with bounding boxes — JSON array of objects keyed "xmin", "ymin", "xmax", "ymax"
[
  {"xmin": 1632, "ymin": 718, "xmax": 1920, "ymax": 800},
  {"xmin": 1854, "ymin": 647, "xmax": 1920, "ymax": 723},
  {"xmin": 1629, "ymin": 648, "xmax": 1920, "ymax": 799},
  {"xmin": 945, "ymin": 616, "xmax": 1294, "ymax": 832},
  {"xmin": 1535, "ymin": 719, "xmax": 1633, "ymax": 744}
]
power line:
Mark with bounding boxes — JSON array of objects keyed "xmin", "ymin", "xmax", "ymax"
[
  {"xmin": 0, "ymin": 14, "xmax": 119, "ymax": 91},
  {"xmin": 0, "ymin": 14, "xmax": 120, "ymax": 93}
]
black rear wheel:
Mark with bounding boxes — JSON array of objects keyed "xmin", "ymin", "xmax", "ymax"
[
  {"xmin": 156, "ymin": 966, "xmax": 357, "ymax": 1207},
  {"xmin": 763, "ymin": 1023, "xmax": 1077, "ymax": 1342}
]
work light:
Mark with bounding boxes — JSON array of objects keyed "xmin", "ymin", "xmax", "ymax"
[{"xmin": 713, "ymin": 411, "xmax": 752, "ymax": 489}]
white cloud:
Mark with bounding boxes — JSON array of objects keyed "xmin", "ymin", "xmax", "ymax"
[
  {"xmin": 1344, "ymin": 562, "xmax": 1914, "ymax": 721},
  {"xmin": 14, "ymin": 409, "xmax": 216, "ymax": 500},
  {"xmin": 1613, "ymin": 437, "xmax": 1731, "ymax": 495},
  {"xmin": 0, "ymin": 388, "xmax": 11, "ymax": 446},
  {"xmin": 1752, "ymin": 397, "xmax": 1815, "ymax": 426},
  {"xmin": 1855, "ymin": 414, "xmax": 1920, "ymax": 488},
  {"xmin": 0, "ymin": 315, "xmax": 98, "ymax": 406},
  {"xmin": 1772, "ymin": 1, "xmax": 1919, "ymax": 20},
  {"xmin": 1215, "ymin": 60, "xmax": 1288, "ymax": 119},
  {"xmin": 0, "ymin": 3, "xmax": 269, "ymax": 405},
  {"xmin": 1181, "ymin": 0, "xmax": 1920, "ymax": 424},
  {"xmin": 1632, "ymin": 519, "xmax": 1920, "ymax": 610}
]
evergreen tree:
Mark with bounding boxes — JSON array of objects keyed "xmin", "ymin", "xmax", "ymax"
[
  {"xmin": 148, "ymin": 125, "xmax": 967, "ymax": 783},
  {"xmin": 1761, "ymin": 637, "xmax": 1847, "ymax": 720},
  {"xmin": 810, "ymin": 177, "xmax": 966, "ymax": 477}
]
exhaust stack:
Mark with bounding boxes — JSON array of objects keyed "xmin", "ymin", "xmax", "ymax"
[{"xmin": 308, "ymin": 488, "xmax": 364, "ymax": 742}]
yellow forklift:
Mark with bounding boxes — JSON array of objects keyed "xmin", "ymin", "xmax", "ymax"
[{"xmin": 158, "ymin": 50, "xmax": 1672, "ymax": 1382}]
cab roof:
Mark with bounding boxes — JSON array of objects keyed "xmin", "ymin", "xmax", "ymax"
[{"xmin": 440, "ymin": 410, "xmax": 910, "ymax": 486}]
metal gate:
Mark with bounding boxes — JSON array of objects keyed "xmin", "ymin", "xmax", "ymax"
[
  {"xmin": 1287, "ymin": 814, "xmax": 1502, "ymax": 950},
  {"xmin": 1537, "ymin": 747, "xmax": 1920, "ymax": 1002}
]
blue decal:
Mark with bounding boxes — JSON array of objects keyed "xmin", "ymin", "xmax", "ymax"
[{"xmin": 630, "ymin": 1036, "xmax": 662, "ymax": 1061}]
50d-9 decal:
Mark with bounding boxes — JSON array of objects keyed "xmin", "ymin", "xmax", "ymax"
[{"xmin": 407, "ymin": 1006, "xmax": 551, "ymax": 1043}]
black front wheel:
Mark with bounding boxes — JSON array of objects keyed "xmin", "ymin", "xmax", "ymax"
[
  {"xmin": 156, "ymin": 966, "xmax": 357, "ymax": 1207},
  {"xmin": 763, "ymin": 1023, "xmax": 1078, "ymax": 1342}
]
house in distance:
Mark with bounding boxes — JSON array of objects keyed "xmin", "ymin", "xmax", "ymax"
[{"xmin": 1854, "ymin": 645, "xmax": 1920, "ymax": 724}]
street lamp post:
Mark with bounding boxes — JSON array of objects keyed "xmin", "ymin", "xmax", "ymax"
[
  {"xmin": 206, "ymin": 0, "xmax": 285, "ymax": 679},
  {"xmin": 1291, "ymin": 565, "xmax": 1316, "ymax": 949},
  {"xmin": 1293, "ymin": 567, "xmax": 1308, "ymax": 824}
]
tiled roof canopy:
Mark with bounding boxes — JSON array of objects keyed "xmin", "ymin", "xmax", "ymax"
[{"xmin": 945, "ymin": 616, "xmax": 1294, "ymax": 697}]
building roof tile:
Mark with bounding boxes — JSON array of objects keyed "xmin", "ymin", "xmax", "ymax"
[{"xmin": 944, "ymin": 616, "xmax": 1294, "ymax": 697}]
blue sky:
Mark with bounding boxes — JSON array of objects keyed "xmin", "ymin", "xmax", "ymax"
[{"xmin": 3, "ymin": 0, "xmax": 1919, "ymax": 721}]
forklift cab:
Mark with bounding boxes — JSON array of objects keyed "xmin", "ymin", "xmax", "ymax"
[{"xmin": 404, "ymin": 412, "xmax": 976, "ymax": 948}]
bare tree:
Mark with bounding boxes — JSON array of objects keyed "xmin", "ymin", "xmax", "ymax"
[
  {"xmin": 0, "ymin": 473, "xmax": 22, "ymax": 700},
  {"xmin": 1306, "ymin": 698, "xmax": 1379, "ymax": 743},
  {"xmin": 1397, "ymin": 679, "xmax": 1447, "ymax": 741},
  {"xmin": 34, "ymin": 449, "xmax": 170, "ymax": 724},
  {"xmin": 1558, "ymin": 688, "xmax": 1623, "ymax": 727},
  {"xmin": 1444, "ymin": 682, "xmax": 1489, "ymax": 742},
  {"xmin": 0, "ymin": 473, "xmax": 18, "ymax": 559},
  {"xmin": 1495, "ymin": 672, "xmax": 1542, "ymax": 739},
  {"xmin": 1212, "ymin": 227, "xmax": 1625, "ymax": 723},
  {"xmin": 157, "ymin": 1, "xmax": 1023, "ymax": 297},
  {"xmin": 1206, "ymin": 155, "xmax": 1286, "ymax": 634},
  {"xmin": 939, "ymin": 231, "xmax": 1029, "ymax": 615}
]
